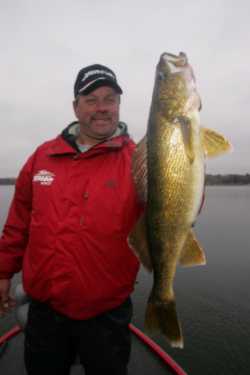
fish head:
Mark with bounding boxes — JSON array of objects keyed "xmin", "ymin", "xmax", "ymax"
[{"xmin": 153, "ymin": 52, "xmax": 201, "ymax": 121}]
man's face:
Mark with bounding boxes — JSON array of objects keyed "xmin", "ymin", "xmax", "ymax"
[{"xmin": 73, "ymin": 86, "xmax": 120, "ymax": 141}]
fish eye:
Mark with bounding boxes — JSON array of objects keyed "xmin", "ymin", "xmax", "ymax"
[
  {"xmin": 158, "ymin": 71, "xmax": 165, "ymax": 80},
  {"xmin": 199, "ymin": 98, "xmax": 202, "ymax": 111}
]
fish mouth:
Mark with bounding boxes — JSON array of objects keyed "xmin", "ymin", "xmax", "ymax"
[
  {"xmin": 154, "ymin": 52, "xmax": 200, "ymax": 116},
  {"xmin": 157, "ymin": 52, "xmax": 197, "ymax": 90},
  {"xmin": 159, "ymin": 52, "xmax": 188, "ymax": 74}
]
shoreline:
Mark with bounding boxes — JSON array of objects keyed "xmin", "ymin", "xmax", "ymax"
[{"xmin": 0, "ymin": 175, "xmax": 250, "ymax": 186}]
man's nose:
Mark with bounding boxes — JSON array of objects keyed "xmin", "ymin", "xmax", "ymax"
[{"xmin": 95, "ymin": 100, "xmax": 108, "ymax": 111}]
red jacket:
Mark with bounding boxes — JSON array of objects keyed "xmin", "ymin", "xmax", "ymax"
[{"xmin": 0, "ymin": 123, "xmax": 142, "ymax": 319}]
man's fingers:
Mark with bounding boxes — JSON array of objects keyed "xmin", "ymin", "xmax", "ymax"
[
  {"xmin": 8, "ymin": 298, "xmax": 16, "ymax": 308},
  {"xmin": 0, "ymin": 302, "xmax": 6, "ymax": 317},
  {"xmin": 0, "ymin": 297, "xmax": 16, "ymax": 317},
  {"xmin": 0, "ymin": 279, "xmax": 12, "ymax": 317}
]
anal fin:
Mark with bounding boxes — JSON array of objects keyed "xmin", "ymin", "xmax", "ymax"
[{"xmin": 179, "ymin": 229, "xmax": 206, "ymax": 267}]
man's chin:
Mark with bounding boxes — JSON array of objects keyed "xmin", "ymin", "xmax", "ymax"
[
  {"xmin": 86, "ymin": 129, "xmax": 115, "ymax": 141},
  {"xmin": 95, "ymin": 131, "xmax": 115, "ymax": 140},
  {"xmin": 79, "ymin": 122, "xmax": 118, "ymax": 141},
  {"xmin": 92, "ymin": 124, "xmax": 117, "ymax": 138}
]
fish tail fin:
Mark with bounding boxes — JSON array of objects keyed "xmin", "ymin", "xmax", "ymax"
[{"xmin": 144, "ymin": 299, "xmax": 184, "ymax": 349}]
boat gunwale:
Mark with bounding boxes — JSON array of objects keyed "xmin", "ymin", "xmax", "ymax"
[{"xmin": 0, "ymin": 324, "xmax": 187, "ymax": 375}]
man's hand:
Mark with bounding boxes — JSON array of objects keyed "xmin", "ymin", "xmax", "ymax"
[{"xmin": 0, "ymin": 279, "xmax": 16, "ymax": 317}]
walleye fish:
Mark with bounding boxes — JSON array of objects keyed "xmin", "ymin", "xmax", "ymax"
[{"xmin": 129, "ymin": 52, "xmax": 231, "ymax": 348}]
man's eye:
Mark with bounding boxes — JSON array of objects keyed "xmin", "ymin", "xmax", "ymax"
[
  {"xmin": 105, "ymin": 97, "xmax": 116, "ymax": 104},
  {"xmin": 86, "ymin": 98, "xmax": 96, "ymax": 105}
]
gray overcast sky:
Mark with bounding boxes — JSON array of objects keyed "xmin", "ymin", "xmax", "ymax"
[{"xmin": 1, "ymin": 0, "xmax": 249, "ymax": 176}]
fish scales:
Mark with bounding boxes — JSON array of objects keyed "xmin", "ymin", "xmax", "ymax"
[{"xmin": 148, "ymin": 121, "xmax": 203, "ymax": 225}]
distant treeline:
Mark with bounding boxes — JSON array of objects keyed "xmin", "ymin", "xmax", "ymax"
[
  {"xmin": 205, "ymin": 174, "xmax": 250, "ymax": 185},
  {"xmin": 0, "ymin": 178, "xmax": 16, "ymax": 185},
  {"xmin": 0, "ymin": 175, "xmax": 250, "ymax": 186}
]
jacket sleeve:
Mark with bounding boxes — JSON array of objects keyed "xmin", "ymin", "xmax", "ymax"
[{"xmin": 0, "ymin": 154, "xmax": 34, "ymax": 279}]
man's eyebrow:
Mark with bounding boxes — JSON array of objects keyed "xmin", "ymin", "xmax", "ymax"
[
  {"xmin": 105, "ymin": 94, "xmax": 116, "ymax": 98},
  {"xmin": 85, "ymin": 94, "xmax": 97, "ymax": 99},
  {"xmin": 85, "ymin": 92, "xmax": 118, "ymax": 100}
]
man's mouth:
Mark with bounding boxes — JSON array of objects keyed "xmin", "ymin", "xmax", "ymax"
[{"xmin": 92, "ymin": 117, "xmax": 111, "ymax": 122}]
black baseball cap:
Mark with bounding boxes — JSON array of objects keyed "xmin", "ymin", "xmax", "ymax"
[{"xmin": 74, "ymin": 64, "xmax": 123, "ymax": 98}]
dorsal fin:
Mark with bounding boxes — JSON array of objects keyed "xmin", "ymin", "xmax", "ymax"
[
  {"xmin": 201, "ymin": 127, "xmax": 232, "ymax": 157},
  {"xmin": 132, "ymin": 135, "xmax": 148, "ymax": 202}
]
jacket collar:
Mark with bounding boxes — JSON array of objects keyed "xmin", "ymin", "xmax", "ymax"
[{"xmin": 47, "ymin": 133, "xmax": 129, "ymax": 157}]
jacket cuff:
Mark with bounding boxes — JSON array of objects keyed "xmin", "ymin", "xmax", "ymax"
[{"xmin": 0, "ymin": 272, "xmax": 13, "ymax": 280}]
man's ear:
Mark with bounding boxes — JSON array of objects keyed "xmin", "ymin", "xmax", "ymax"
[{"xmin": 73, "ymin": 99, "xmax": 78, "ymax": 117}]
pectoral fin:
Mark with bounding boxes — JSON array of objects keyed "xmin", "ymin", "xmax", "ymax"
[
  {"xmin": 179, "ymin": 230, "xmax": 206, "ymax": 267},
  {"xmin": 128, "ymin": 213, "xmax": 152, "ymax": 272},
  {"xmin": 178, "ymin": 116, "xmax": 195, "ymax": 163},
  {"xmin": 201, "ymin": 127, "xmax": 232, "ymax": 157}
]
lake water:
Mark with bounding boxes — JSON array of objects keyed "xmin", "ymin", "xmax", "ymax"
[{"xmin": 1, "ymin": 185, "xmax": 250, "ymax": 374}]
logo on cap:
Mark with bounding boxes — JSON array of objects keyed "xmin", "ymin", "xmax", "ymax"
[{"xmin": 81, "ymin": 69, "xmax": 115, "ymax": 82}]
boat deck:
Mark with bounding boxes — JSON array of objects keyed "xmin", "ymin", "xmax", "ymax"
[
  {"xmin": 0, "ymin": 327, "xmax": 178, "ymax": 375},
  {"xmin": 0, "ymin": 277, "xmax": 187, "ymax": 375}
]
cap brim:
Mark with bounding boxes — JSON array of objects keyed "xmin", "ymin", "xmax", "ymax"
[{"xmin": 78, "ymin": 79, "xmax": 122, "ymax": 96}]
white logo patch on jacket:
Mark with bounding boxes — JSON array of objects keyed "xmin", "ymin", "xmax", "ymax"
[{"xmin": 33, "ymin": 170, "xmax": 55, "ymax": 185}]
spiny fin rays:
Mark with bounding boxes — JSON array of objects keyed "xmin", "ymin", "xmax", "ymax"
[
  {"xmin": 179, "ymin": 229, "xmax": 206, "ymax": 267},
  {"xmin": 145, "ymin": 299, "xmax": 184, "ymax": 349},
  {"xmin": 201, "ymin": 127, "xmax": 232, "ymax": 158},
  {"xmin": 131, "ymin": 135, "xmax": 148, "ymax": 202},
  {"xmin": 128, "ymin": 214, "xmax": 152, "ymax": 272}
]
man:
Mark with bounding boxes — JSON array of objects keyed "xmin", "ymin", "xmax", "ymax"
[{"xmin": 0, "ymin": 64, "xmax": 143, "ymax": 374}]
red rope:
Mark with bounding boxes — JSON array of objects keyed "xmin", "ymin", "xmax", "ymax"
[
  {"xmin": 0, "ymin": 325, "xmax": 22, "ymax": 346},
  {"xmin": 129, "ymin": 323, "xmax": 188, "ymax": 375}
]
